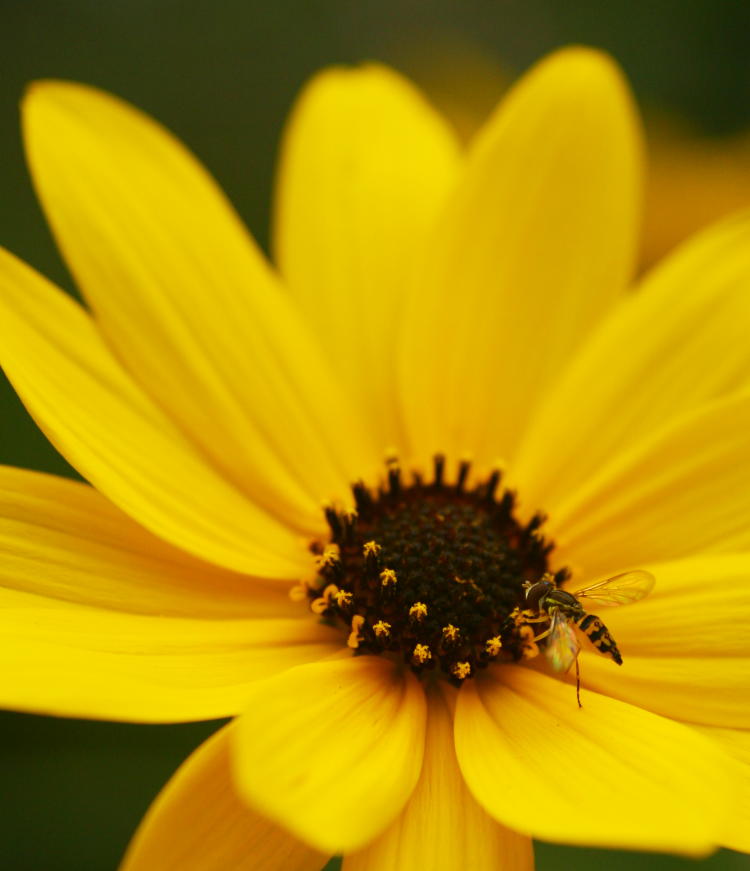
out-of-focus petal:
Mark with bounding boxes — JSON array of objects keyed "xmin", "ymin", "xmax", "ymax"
[
  {"xmin": 0, "ymin": 249, "xmax": 306, "ymax": 577},
  {"xmin": 234, "ymin": 656, "xmax": 426, "ymax": 854},
  {"xmin": 344, "ymin": 686, "xmax": 532, "ymax": 871},
  {"xmin": 274, "ymin": 63, "xmax": 460, "ymax": 455},
  {"xmin": 401, "ymin": 47, "xmax": 642, "ymax": 470},
  {"xmin": 547, "ymin": 392, "xmax": 750, "ymax": 576},
  {"xmin": 0, "ymin": 465, "xmax": 302, "ymax": 618},
  {"xmin": 24, "ymin": 80, "xmax": 374, "ymax": 529},
  {"xmin": 454, "ymin": 667, "xmax": 729, "ymax": 854},
  {"xmin": 121, "ymin": 724, "xmax": 328, "ymax": 871},
  {"xmin": 515, "ymin": 212, "xmax": 750, "ymax": 514},
  {"xmin": 692, "ymin": 726, "xmax": 750, "ymax": 854},
  {"xmin": 0, "ymin": 591, "xmax": 341, "ymax": 722}
]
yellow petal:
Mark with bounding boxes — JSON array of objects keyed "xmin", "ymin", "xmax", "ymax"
[
  {"xmin": 233, "ymin": 656, "xmax": 426, "ymax": 853},
  {"xmin": 692, "ymin": 726, "xmax": 750, "ymax": 854},
  {"xmin": 0, "ymin": 587, "xmax": 341, "ymax": 722},
  {"xmin": 400, "ymin": 47, "xmax": 642, "ymax": 469},
  {"xmin": 121, "ymin": 723, "xmax": 328, "ymax": 871},
  {"xmin": 0, "ymin": 248, "xmax": 306, "ymax": 577},
  {"xmin": 344, "ymin": 686, "xmax": 532, "ymax": 871},
  {"xmin": 578, "ymin": 654, "xmax": 749, "ymax": 729},
  {"xmin": 566, "ymin": 548, "xmax": 750, "ymax": 730},
  {"xmin": 515, "ymin": 211, "xmax": 750, "ymax": 512},
  {"xmin": 274, "ymin": 64, "xmax": 461, "ymax": 456},
  {"xmin": 454, "ymin": 666, "xmax": 730, "ymax": 854},
  {"xmin": 580, "ymin": 553, "xmax": 750, "ymax": 658},
  {"xmin": 23, "ymin": 80, "xmax": 373, "ymax": 528},
  {"xmin": 0, "ymin": 465, "xmax": 303, "ymax": 618},
  {"xmin": 549, "ymin": 392, "xmax": 750, "ymax": 575}
]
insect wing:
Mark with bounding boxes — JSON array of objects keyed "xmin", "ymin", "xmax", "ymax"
[
  {"xmin": 571, "ymin": 570, "xmax": 655, "ymax": 608},
  {"xmin": 546, "ymin": 610, "xmax": 579, "ymax": 673}
]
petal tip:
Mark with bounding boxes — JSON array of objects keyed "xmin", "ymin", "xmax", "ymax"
[
  {"xmin": 522, "ymin": 45, "xmax": 634, "ymax": 112},
  {"xmin": 538, "ymin": 44, "xmax": 624, "ymax": 78},
  {"xmin": 297, "ymin": 60, "xmax": 420, "ymax": 108},
  {"xmin": 22, "ymin": 78, "xmax": 86, "ymax": 112}
]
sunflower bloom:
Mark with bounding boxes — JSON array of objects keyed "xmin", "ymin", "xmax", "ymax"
[{"xmin": 0, "ymin": 47, "xmax": 749, "ymax": 870}]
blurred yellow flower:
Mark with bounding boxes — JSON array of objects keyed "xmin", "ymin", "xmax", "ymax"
[
  {"xmin": 0, "ymin": 47, "xmax": 748, "ymax": 871},
  {"xmin": 408, "ymin": 39, "xmax": 750, "ymax": 271},
  {"xmin": 643, "ymin": 126, "xmax": 750, "ymax": 268}
]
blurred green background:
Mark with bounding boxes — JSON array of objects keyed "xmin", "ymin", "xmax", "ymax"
[{"xmin": 1, "ymin": 1, "xmax": 749, "ymax": 869}]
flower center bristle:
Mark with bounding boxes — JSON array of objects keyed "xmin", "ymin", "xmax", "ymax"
[{"xmin": 306, "ymin": 456, "xmax": 569, "ymax": 683}]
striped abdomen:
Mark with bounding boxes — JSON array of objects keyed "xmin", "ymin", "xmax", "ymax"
[{"xmin": 575, "ymin": 612, "xmax": 623, "ymax": 664}]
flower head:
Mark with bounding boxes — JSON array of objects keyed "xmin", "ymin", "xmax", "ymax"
[{"xmin": 0, "ymin": 46, "xmax": 748, "ymax": 870}]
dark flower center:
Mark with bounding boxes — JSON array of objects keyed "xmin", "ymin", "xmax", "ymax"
[{"xmin": 306, "ymin": 456, "xmax": 569, "ymax": 683}]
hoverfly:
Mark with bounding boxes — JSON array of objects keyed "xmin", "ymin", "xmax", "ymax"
[{"xmin": 521, "ymin": 570, "xmax": 655, "ymax": 707}]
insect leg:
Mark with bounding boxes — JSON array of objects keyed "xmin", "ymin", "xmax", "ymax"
[{"xmin": 575, "ymin": 657, "xmax": 582, "ymax": 708}]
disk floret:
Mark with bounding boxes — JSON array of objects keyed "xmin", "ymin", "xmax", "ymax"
[{"xmin": 308, "ymin": 456, "xmax": 568, "ymax": 683}]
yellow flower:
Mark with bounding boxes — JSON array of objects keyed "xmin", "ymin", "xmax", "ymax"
[
  {"xmin": 409, "ymin": 39, "xmax": 750, "ymax": 274},
  {"xmin": 0, "ymin": 46, "xmax": 748, "ymax": 870},
  {"xmin": 642, "ymin": 126, "xmax": 750, "ymax": 269}
]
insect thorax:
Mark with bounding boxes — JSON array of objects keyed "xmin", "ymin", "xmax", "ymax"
[{"xmin": 542, "ymin": 588, "xmax": 583, "ymax": 616}]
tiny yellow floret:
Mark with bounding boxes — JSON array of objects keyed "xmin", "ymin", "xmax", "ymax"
[
  {"xmin": 452, "ymin": 661, "xmax": 472, "ymax": 680},
  {"xmin": 314, "ymin": 543, "xmax": 340, "ymax": 569},
  {"xmin": 485, "ymin": 635, "xmax": 503, "ymax": 657},
  {"xmin": 373, "ymin": 620, "xmax": 391, "ymax": 639},
  {"xmin": 409, "ymin": 602, "xmax": 428, "ymax": 621},
  {"xmin": 380, "ymin": 568, "xmax": 398, "ymax": 587},
  {"xmin": 333, "ymin": 589, "xmax": 353, "ymax": 607},
  {"xmin": 347, "ymin": 615, "xmax": 366, "ymax": 649},
  {"xmin": 363, "ymin": 540, "xmax": 381, "ymax": 558},
  {"xmin": 412, "ymin": 643, "xmax": 432, "ymax": 664},
  {"xmin": 311, "ymin": 583, "xmax": 339, "ymax": 614},
  {"xmin": 442, "ymin": 623, "xmax": 460, "ymax": 642}
]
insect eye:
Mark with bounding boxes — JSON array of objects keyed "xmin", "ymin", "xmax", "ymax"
[{"xmin": 524, "ymin": 581, "xmax": 547, "ymax": 609}]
